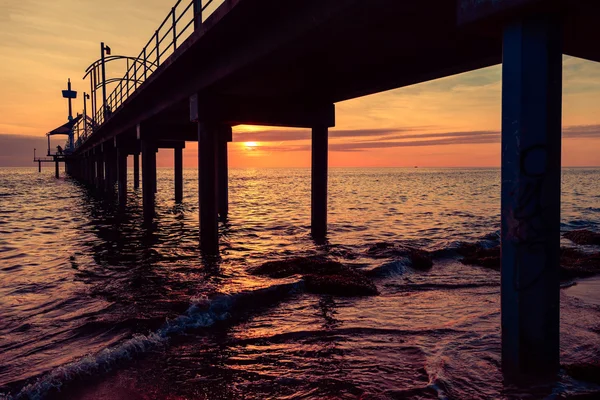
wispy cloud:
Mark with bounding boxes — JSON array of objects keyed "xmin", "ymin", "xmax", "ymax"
[{"xmin": 232, "ymin": 124, "xmax": 600, "ymax": 153}]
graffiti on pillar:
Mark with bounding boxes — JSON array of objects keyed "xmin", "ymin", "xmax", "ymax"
[{"xmin": 506, "ymin": 143, "xmax": 550, "ymax": 291}]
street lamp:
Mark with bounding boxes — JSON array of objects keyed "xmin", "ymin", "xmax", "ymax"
[
  {"xmin": 101, "ymin": 42, "xmax": 111, "ymax": 120},
  {"xmin": 83, "ymin": 92, "xmax": 91, "ymax": 137}
]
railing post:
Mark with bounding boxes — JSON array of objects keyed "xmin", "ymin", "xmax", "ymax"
[
  {"xmin": 155, "ymin": 31, "xmax": 160, "ymax": 65},
  {"xmin": 143, "ymin": 48, "xmax": 148, "ymax": 80},
  {"xmin": 194, "ymin": 0, "xmax": 202, "ymax": 30},
  {"xmin": 172, "ymin": 7, "xmax": 177, "ymax": 50}
]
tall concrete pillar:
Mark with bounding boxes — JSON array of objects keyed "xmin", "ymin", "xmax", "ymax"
[
  {"xmin": 141, "ymin": 140, "xmax": 156, "ymax": 222},
  {"xmin": 311, "ymin": 126, "xmax": 328, "ymax": 240},
  {"xmin": 153, "ymin": 149, "xmax": 158, "ymax": 194},
  {"xmin": 103, "ymin": 148, "xmax": 113, "ymax": 193},
  {"xmin": 133, "ymin": 153, "xmax": 140, "ymax": 189},
  {"xmin": 117, "ymin": 149, "xmax": 128, "ymax": 205},
  {"xmin": 174, "ymin": 146, "xmax": 183, "ymax": 203},
  {"xmin": 217, "ymin": 128, "xmax": 230, "ymax": 219},
  {"xmin": 198, "ymin": 122, "xmax": 219, "ymax": 254},
  {"xmin": 501, "ymin": 15, "xmax": 562, "ymax": 382},
  {"xmin": 96, "ymin": 152, "xmax": 105, "ymax": 191}
]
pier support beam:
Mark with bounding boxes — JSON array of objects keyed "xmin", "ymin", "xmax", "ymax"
[
  {"xmin": 217, "ymin": 127, "xmax": 231, "ymax": 219},
  {"xmin": 117, "ymin": 149, "xmax": 128, "ymax": 206},
  {"xmin": 198, "ymin": 122, "xmax": 219, "ymax": 254},
  {"xmin": 38, "ymin": 160, "xmax": 41, "ymax": 173},
  {"xmin": 142, "ymin": 140, "xmax": 157, "ymax": 222},
  {"xmin": 133, "ymin": 153, "xmax": 140, "ymax": 189},
  {"xmin": 96, "ymin": 152, "xmax": 104, "ymax": 192},
  {"xmin": 311, "ymin": 126, "xmax": 328, "ymax": 240},
  {"xmin": 55, "ymin": 159, "xmax": 59, "ymax": 179},
  {"xmin": 103, "ymin": 147, "xmax": 114, "ymax": 193},
  {"xmin": 174, "ymin": 146, "xmax": 183, "ymax": 203},
  {"xmin": 501, "ymin": 15, "xmax": 562, "ymax": 382}
]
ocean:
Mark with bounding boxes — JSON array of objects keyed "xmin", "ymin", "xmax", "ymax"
[{"xmin": 1, "ymin": 167, "xmax": 599, "ymax": 399}]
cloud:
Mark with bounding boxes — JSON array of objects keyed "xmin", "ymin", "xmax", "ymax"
[
  {"xmin": 0, "ymin": 133, "xmax": 60, "ymax": 166},
  {"xmin": 232, "ymin": 124, "xmax": 600, "ymax": 153},
  {"xmin": 233, "ymin": 127, "xmax": 430, "ymax": 143}
]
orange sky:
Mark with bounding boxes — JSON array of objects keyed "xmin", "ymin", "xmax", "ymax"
[{"xmin": 1, "ymin": 0, "xmax": 599, "ymax": 167}]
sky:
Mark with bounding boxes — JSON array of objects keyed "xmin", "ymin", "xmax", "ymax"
[{"xmin": 1, "ymin": 0, "xmax": 599, "ymax": 168}]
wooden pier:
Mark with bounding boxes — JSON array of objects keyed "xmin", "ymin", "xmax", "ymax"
[{"xmin": 42, "ymin": 0, "xmax": 600, "ymax": 384}]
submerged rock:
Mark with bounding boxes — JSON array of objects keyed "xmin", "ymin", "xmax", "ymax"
[
  {"xmin": 564, "ymin": 362, "xmax": 600, "ymax": 385},
  {"xmin": 563, "ymin": 229, "xmax": 600, "ymax": 246},
  {"xmin": 407, "ymin": 248, "xmax": 433, "ymax": 270},
  {"xmin": 457, "ymin": 243, "xmax": 500, "ymax": 270},
  {"xmin": 560, "ymin": 248, "xmax": 600, "ymax": 280},
  {"xmin": 249, "ymin": 256, "xmax": 346, "ymax": 278},
  {"xmin": 304, "ymin": 272, "xmax": 379, "ymax": 297},
  {"xmin": 250, "ymin": 256, "xmax": 378, "ymax": 296},
  {"xmin": 458, "ymin": 243, "xmax": 600, "ymax": 280},
  {"xmin": 366, "ymin": 242, "xmax": 433, "ymax": 270}
]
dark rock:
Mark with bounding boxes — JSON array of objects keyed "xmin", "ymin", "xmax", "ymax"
[
  {"xmin": 304, "ymin": 272, "xmax": 379, "ymax": 297},
  {"xmin": 559, "ymin": 248, "xmax": 600, "ymax": 280},
  {"xmin": 564, "ymin": 362, "xmax": 600, "ymax": 385},
  {"xmin": 249, "ymin": 256, "xmax": 346, "ymax": 278},
  {"xmin": 458, "ymin": 243, "xmax": 500, "ymax": 270},
  {"xmin": 457, "ymin": 242, "xmax": 600, "ymax": 280},
  {"xmin": 563, "ymin": 229, "xmax": 600, "ymax": 246},
  {"xmin": 250, "ymin": 256, "xmax": 378, "ymax": 297},
  {"xmin": 366, "ymin": 242, "xmax": 433, "ymax": 270},
  {"xmin": 407, "ymin": 248, "xmax": 433, "ymax": 270}
]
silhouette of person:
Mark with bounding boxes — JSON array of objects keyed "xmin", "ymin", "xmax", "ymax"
[{"xmin": 56, "ymin": 145, "xmax": 63, "ymax": 155}]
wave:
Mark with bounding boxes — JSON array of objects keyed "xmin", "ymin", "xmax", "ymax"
[{"xmin": 2, "ymin": 281, "xmax": 302, "ymax": 400}]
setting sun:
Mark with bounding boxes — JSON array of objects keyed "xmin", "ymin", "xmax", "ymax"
[{"xmin": 244, "ymin": 141, "xmax": 259, "ymax": 149}]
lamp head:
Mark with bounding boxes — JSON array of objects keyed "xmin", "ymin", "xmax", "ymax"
[{"xmin": 104, "ymin": 45, "xmax": 111, "ymax": 55}]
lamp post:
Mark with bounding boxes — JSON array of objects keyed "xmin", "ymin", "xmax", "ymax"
[
  {"xmin": 100, "ymin": 42, "xmax": 111, "ymax": 120},
  {"xmin": 83, "ymin": 92, "xmax": 90, "ymax": 137}
]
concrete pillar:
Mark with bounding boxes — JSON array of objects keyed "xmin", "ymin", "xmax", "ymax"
[
  {"xmin": 174, "ymin": 146, "xmax": 183, "ymax": 203},
  {"xmin": 96, "ymin": 151, "xmax": 105, "ymax": 191},
  {"xmin": 117, "ymin": 149, "xmax": 128, "ymax": 206},
  {"xmin": 141, "ymin": 140, "xmax": 156, "ymax": 222},
  {"xmin": 311, "ymin": 126, "xmax": 328, "ymax": 240},
  {"xmin": 133, "ymin": 153, "xmax": 140, "ymax": 189},
  {"xmin": 501, "ymin": 15, "xmax": 562, "ymax": 382},
  {"xmin": 198, "ymin": 122, "xmax": 219, "ymax": 254},
  {"xmin": 103, "ymin": 149, "xmax": 112, "ymax": 193},
  {"xmin": 55, "ymin": 159, "xmax": 59, "ymax": 179},
  {"xmin": 153, "ymin": 149, "xmax": 158, "ymax": 194},
  {"xmin": 217, "ymin": 129, "xmax": 229, "ymax": 219}
]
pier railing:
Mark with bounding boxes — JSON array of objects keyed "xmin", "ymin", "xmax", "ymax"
[{"xmin": 86, "ymin": 0, "xmax": 218, "ymax": 139}]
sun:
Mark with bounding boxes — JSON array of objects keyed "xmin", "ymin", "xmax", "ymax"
[{"xmin": 244, "ymin": 141, "xmax": 259, "ymax": 149}]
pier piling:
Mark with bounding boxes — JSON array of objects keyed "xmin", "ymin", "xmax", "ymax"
[
  {"xmin": 311, "ymin": 125, "xmax": 328, "ymax": 241},
  {"xmin": 198, "ymin": 122, "xmax": 219, "ymax": 254},
  {"xmin": 134, "ymin": 153, "xmax": 140, "ymax": 189},
  {"xmin": 174, "ymin": 146, "xmax": 183, "ymax": 203},
  {"xmin": 142, "ymin": 140, "xmax": 156, "ymax": 221},
  {"xmin": 217, "ymin": 126, "xmax": 231, "ymax": 219},
  {"xmin": 55, "ymin": 159, "xmax": 59, "ymax": 179},
  {"xmin": 96, "ymin": 150, "xmax": 105, "ymax": 192},
  {"xmin": 500, "ymin": 14, "xmax": 562, "ymax": 383},
  {"xmin": 117, "ymin": 149, "xmax": 127, "ymax": 205}
]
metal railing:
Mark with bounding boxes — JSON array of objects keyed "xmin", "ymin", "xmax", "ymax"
[{"xmin": 83, "ymin": 0, "xmax": 218, "ymax": 143}]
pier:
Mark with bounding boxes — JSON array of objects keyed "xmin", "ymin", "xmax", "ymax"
[{"xmin": 38, "ymin": 0, "xmax": 599, "ymax": 384}]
